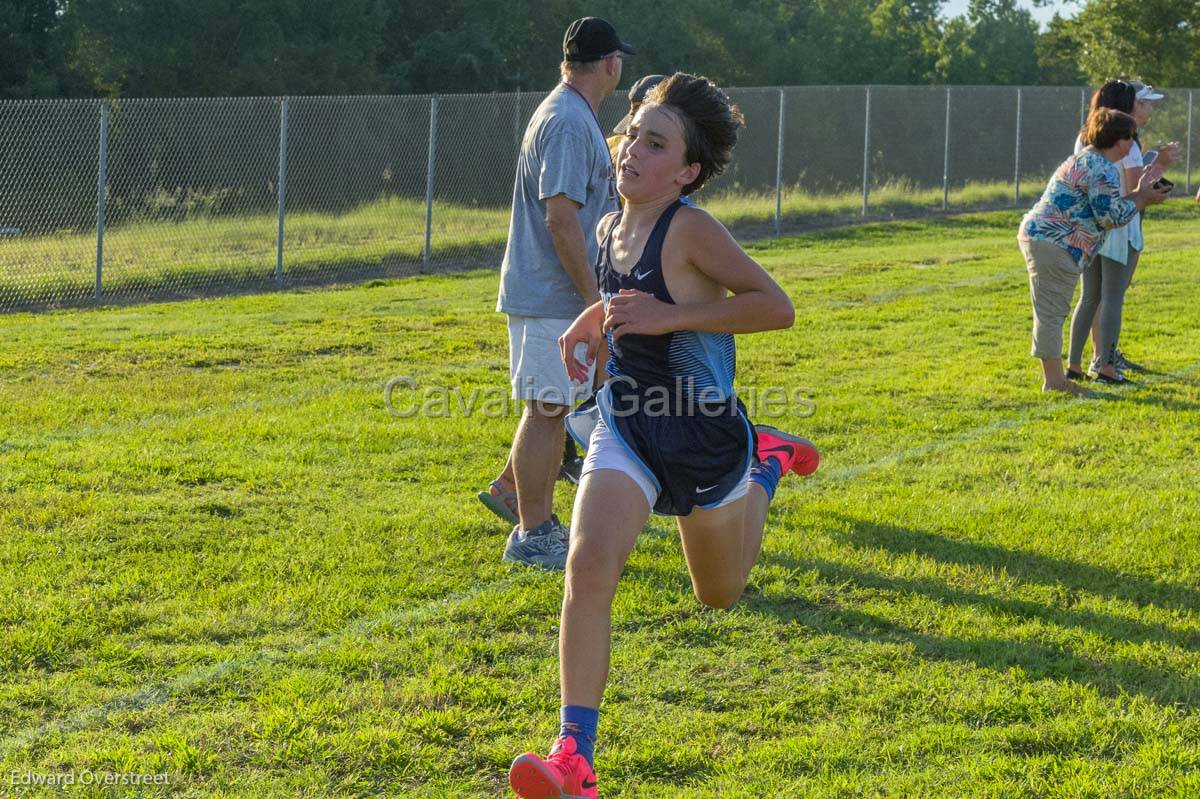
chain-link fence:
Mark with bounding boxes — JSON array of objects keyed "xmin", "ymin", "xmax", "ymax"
[{"xmin": 1, "ymin": 85, "xmax": 1195, "ymax": 312}]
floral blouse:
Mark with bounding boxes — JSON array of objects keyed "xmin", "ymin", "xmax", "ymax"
[{"xmin": 1018, "ymin": 148, "xmax": 1138, "ymax": 268}]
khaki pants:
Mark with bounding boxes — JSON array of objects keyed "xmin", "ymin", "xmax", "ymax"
[{"xmin": 1019, "ymin": 239, "xmax": 1081, "ymax": 359}]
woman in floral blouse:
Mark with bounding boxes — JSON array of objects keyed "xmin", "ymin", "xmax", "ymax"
[{"xmin": 1018, "ymin": 108, "xmax": 1169, "ymax": 395}]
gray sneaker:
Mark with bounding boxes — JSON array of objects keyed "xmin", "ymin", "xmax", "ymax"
[
  {"xmin": 1115, "ymin": 349, "xmax": 1148, "ymax": 373},
  {"xmin": 503, "ymin": 519, "xmax": 568, "ymax": 570},
  {"xmin": 550, "ymin": 514, "xmax": 570, "ymax": 547}
]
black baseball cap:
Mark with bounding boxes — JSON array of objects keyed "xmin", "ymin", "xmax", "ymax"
[
  {"xmin": 614, "ymin": 74, "xmax": 666, "ymax": 134},
  {"xmin": 563, "ymin": 17, "xmax": 635, "ymax": 63}
]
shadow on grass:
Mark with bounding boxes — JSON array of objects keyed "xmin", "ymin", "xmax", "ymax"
[
  {"xmin": 0, "ymin": 242, "xmax": 506, "ymax": 313},
  {"xmin": 739, "ymin": 515, "xmax": 1200, "ymax": 708},
  {"xmin": 1118, "ymin": 383, "xmax": 1200, "ymax": 412},
  {"xmin": 741, "ymin": 204, "xmax": 1024, "ymax": 249},
  {"xmin": 832, "ymin": 514, "xmax": 1200, "ymax": 614},
  {"xmin": 754, "ymin": 593, "xmax": 1200, "ymax": 708},
  {"xmin": 281, "ymin": 242, "xmax": 505, "ymax": 290}
]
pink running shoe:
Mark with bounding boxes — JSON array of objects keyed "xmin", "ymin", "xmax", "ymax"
[
  {"xmin": 755, "ymin": 425, "xmax": 820, "ymax": 477},
  {"xmin": 509, "ymin": 736, "xmax": 598, "ymax": 799}
]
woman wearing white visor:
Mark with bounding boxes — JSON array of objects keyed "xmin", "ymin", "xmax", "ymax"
[
  {"xmin": 1068, "ymin": 81, "xmax": 1177, "ymax": 382},
  {"xmin": 1117, "ymin": 82, "xmax": 1177, "ymax": 374}
]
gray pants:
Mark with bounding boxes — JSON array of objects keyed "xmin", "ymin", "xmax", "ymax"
[{"xmin": 1068, "ymin": 245, "xmax": 1140, "ymax": 368}]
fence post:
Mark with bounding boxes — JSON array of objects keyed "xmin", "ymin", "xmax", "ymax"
[
  {"xmin": 1013, "ymin": 88, "xmax": 1023, "ymax": 206},
  {"xmin": 1079, "ymin": 87, "xmax": 1086, "ymax": 129},
  {"xmin": 95, "ymin": 101, "xmax": 109, "ymax": 306},
  {"xmin": 775, "ymin": 88, "xmax": 785, "ymax": 237},
  {"xmin": 942, "ymin": 87, "xmax": 951, "ymax": 211},
  {"xmin": 1187, "ymin": 90, "xmax": 1193, "ymax": 194},
  {"xmin": 275, "ymin": 97, "xmax": 289, "ymax": 289},
  {"xmin": 424, "ymin": 95, "xmax": 439, "ymax": 269},
  {"xmin": 514, "ymin": 88, "xmax": 522, "ymax": 158},
  {"xmin": 861, "ymin": 87, "xmax": 871, "ymax": 218}
]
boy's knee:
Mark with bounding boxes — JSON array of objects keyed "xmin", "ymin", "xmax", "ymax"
[{"xmin": 565, "ymin": 545, "xmax": 623, "ymax": 599}]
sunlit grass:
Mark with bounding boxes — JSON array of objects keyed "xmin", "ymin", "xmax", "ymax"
[{"xmin": 2, "ymin": 207, "xmax": 1200, "ymax": 796}]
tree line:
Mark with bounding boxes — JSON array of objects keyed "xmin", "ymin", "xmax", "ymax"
[{"xmin": 4, "ymin": 0, "xmax": 1198, "ymax": 100}]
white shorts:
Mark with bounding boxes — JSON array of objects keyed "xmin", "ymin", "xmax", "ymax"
[
  {"xmin": 578, "ymin": 408, "xmax": 750, "ymax": 512},
  {"xmin": 508, "ymin": 316, "xmax": 595, "ymax": 406}
]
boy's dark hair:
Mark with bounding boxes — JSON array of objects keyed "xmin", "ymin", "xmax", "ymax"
[
  {"xmin": 1083, "ymin": 107, "xmax": 1137, "ymax": 150},
  {"xmin": 643, "ymin": 72, "xmax": 744, "ymax": 195}
]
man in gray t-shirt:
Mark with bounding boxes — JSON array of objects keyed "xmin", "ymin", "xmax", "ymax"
[
  {"xmin": 497, "ymin": 86, "xmax": 619, "ymax": 319},
  {"xmin": 479, "ymin": 17, "xmax": 631, "ymax": 569}
]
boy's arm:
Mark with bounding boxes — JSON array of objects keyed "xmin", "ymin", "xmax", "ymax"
[
  {"xmin": 559, "ymin": 300, "xmax": 606, "ymax": 383},
  {"xmin": 604, "ymin": 209, "xmax": 793, "ymax": 342}
]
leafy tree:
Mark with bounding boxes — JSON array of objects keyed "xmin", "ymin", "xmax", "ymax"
[
  {"xmin": 867, "ymin": 0, "xmax": 943, "ymax": 83},
  {"xmin": 1067, "ymin": 0, "xmax": 1200, "ymax": 87},
  {"xmin": 0, "ymin": 0, "xmax": 1135, "ymax": 99},
  {"xmin": 934, "ymin": 0, "xmax": 1041, "ymax": 84},
  {"xmin": 61, "ymin": 0, "xmax": 387, "ymax": 97},
  {"xmin": 1036, "ymin": 13, "xmax": 1088, "ymax": 85},
  {"xmin": 1, "ymin": 0, "xmax": 72, "ymax": 98}
]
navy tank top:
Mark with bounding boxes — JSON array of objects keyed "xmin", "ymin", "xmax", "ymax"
[{"xmin": 596, "ymin": 200, "xmax": 737, "ymax": 400}]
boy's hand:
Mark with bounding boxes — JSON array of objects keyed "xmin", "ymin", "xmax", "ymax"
[
  {"xmin": 604, "ymin": 289, "xmax": 675, "ymax": 345},
  {"xmin": 558, "ymin": 305, "xmax": 605, "ymax": 384}
]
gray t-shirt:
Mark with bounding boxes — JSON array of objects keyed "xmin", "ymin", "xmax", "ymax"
[{"xmin": 497, "ymin": 85, "xmax": 617, "ymax": 318}]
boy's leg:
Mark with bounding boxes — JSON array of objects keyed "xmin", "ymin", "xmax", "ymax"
[
  {"xmin": 677, "ymin": 425, "xmax": 820, "ymax": 610},
  {"xmin": 510, "ymin": 468, "xmax": 649, "ymax": 799},
  {"xmin": 677, "ymin": 497, "xmax": 758, "ymax": 610},
  {"xmin": 560, "ymin": 469, "xmax": 649, "ymax": 707}
]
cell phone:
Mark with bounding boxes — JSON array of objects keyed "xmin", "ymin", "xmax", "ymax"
[
  {"xmin": 1142, "ymin": 149, "xmax": 1158, "ymax": 166},
  {"xmin": 1153, "ymin": 177, "xmax": 1174, "ymax": 192}
]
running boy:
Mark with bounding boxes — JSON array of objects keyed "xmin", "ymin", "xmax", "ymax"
[{"xmin": 507, "ymin": 73, "xmax": 819, "ymax": 799}]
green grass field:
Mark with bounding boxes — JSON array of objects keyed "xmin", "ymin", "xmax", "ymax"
[{"xmin": 2, "ymin": 204, "xmax": 1200, "ymax": 797}]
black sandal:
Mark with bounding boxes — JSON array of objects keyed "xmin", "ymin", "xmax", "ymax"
[{"xmin": 1065, "ymin": 368, "xmax": 1086, "ymax": 381}]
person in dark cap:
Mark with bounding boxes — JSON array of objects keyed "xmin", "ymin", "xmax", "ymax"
[
  {"xmin": 607, "ymin": 74, "xmax": 665, "ymax": 160},
  {"xmin": 480, "ymin": 18, "xmax": 633, "ymax": 571}
]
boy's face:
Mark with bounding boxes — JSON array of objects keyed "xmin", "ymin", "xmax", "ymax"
[{"xmin": 616, "ymin": 105, "xmax": 699, "ymax": 202}]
